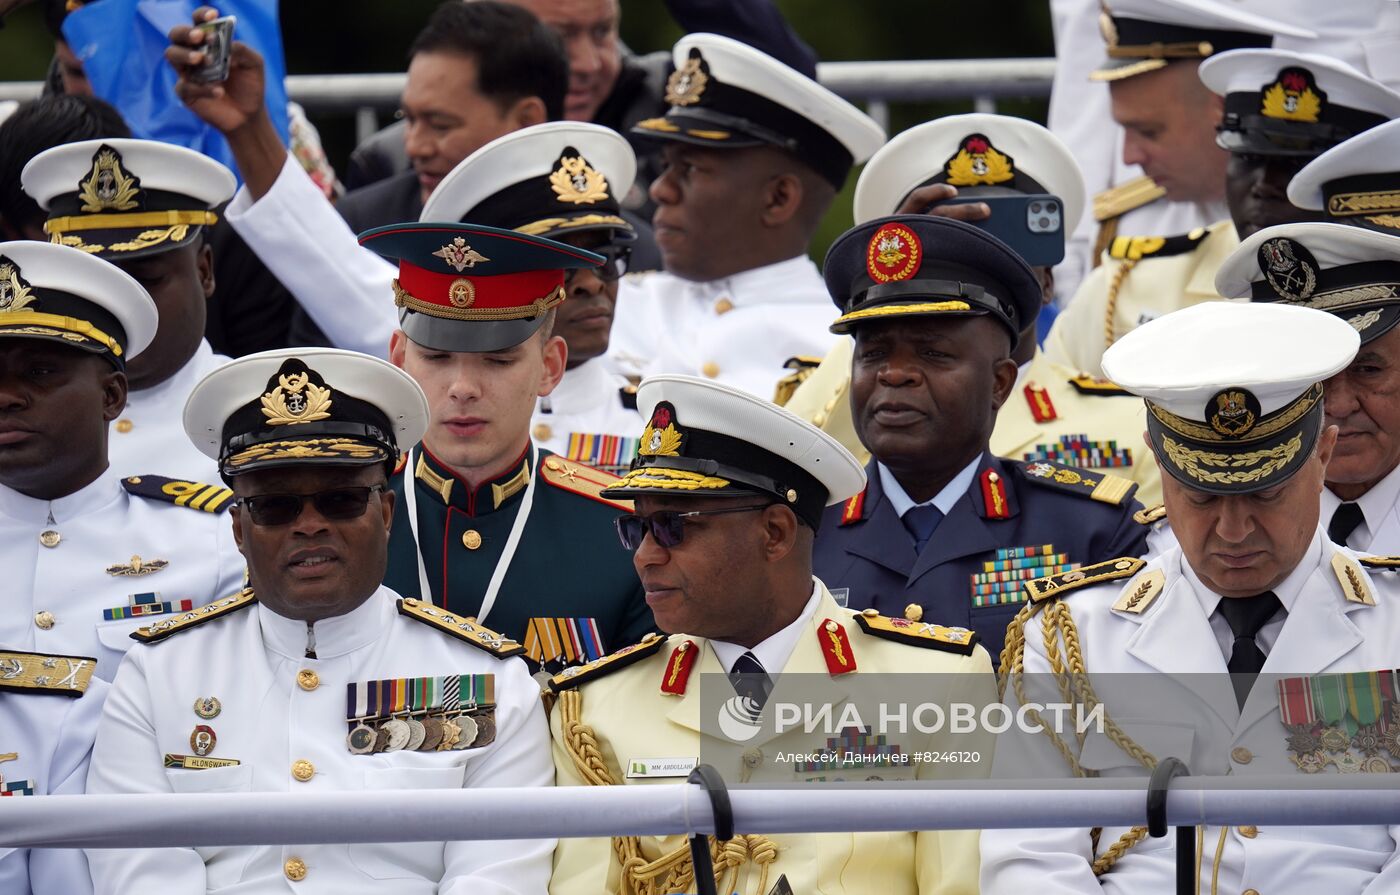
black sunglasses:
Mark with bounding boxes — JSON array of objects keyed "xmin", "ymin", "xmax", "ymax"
[
  {"xmin": 565, "ymin": 247, "xmax": 631, "ymax": 284},
  {"xmin": 614, "ymin": 504, "xmax": 773, "ymax": 551},
  {"xmin": 235, "ymin": 485, "xmax": 386, "ymax": 526}
]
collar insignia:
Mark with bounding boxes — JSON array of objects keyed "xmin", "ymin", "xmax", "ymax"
[
  {"xmin": 1261, "ymin": 67, "xmax": 1326, "ymax": 123},
  {"xmin": 1207, "ymin": 388, "xmax": 1260, "ymax": 438},
  {"xmin": 1258, "ymin": 237, "xmax": 1319, "ymax": 301},
  {"xmin": 432, "ymin": 237, "xmax": 490, "ymax": 273},
  {"xmin": 261, "ymin": 372, "xmax": 333, "ymax": 426},
  {"xmin": 0, "ymin": 260, "xmax": 36, "ymax": 313},
  {"xmin": 550, "ymin": 148, "xmax": 610, "ymax": 205},
  {"xmin": 944, "ymin": 133, "xmax": 1016, "ymax": 187},
  {"xmin": 639, "ymin": 401, "xmax": 684, "ymax": 457},
  {"xmin": 78, "ymin": 145, "xmax": 142, "ymax": 213},
  {"xmin": 866, "ymin": 222, "xmax": 922, "ymax": 284},
  {"xmin": 665, "ymin": 50, "xmax": 709, "ymax": 106}
]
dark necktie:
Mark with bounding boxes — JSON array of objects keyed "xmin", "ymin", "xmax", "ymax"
[
  {"xmin": 901, "ymin": 504, "xmax": 944, "ymax": 554},
  {"xmin": 1328, "ymin": 502, "xmax": 1365, "ymax": 547},
  {"xmin": 728, "ymin": 651, "xmax": 772, "ymax": 717},
  {"xmin": 1218, "ymin": 591, "xmax": 1281, "ymax": 708}
]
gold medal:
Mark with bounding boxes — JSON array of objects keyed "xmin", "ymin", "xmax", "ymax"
[
  {"xmin": 437, "ymin": 718, "xmax": 462, "ymax": 751},
  {"xmin": 193, "ymin": 697, "xmax": 221, "ymax": 719}
]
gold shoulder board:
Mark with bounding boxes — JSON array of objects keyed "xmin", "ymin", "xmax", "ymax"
[
  {"xmin": 1068, "ymin": 374, "xmax": 1131, "ymax": 397},
  {"xmin": 1106, "ymin": 228, "xmax": 1210, "ymax": 261},
  {"xmin": 397, "ymin": 598, "xmax": 526, "ymax": 658},
  {"xmin": 1110, "ymin": 569, "xmax": 1165, "ymax": 614},
  {"xmin": 123, "ymin": 475, "xmax": 234, "ymax": 513},
  {"xmin": 772, "ymin": 355, "xmax": 825, "ymax": 407},
  {"xmin": 1016, "ymin": 460, "xmax": 1136, "ymax": 506},
  {"xmin": 0, "ymin": 650, "xmax": 97, "ymax": 696},
  {"xmin": 854, "ymin": 610, "xmax": 979, "ymax": 655},
  {"xmin": 1024, "ymin": 557, "xmax": 1145, "ymax": 604},
  {"xmin": 1359, "ymin": 556, "xmax": 1400, "ymax": 570},
  {"xmin": 1093, "ymin": 175, "xmax": 1165, "ymax": 222},
  {"xmin": 539, "ymin": 454, "xmax": 632, "ymax": 510},
  {"xmin": 132, "ymin": 589, "xmax": 256, "ymax": 644},
  {"xmin": 1332, "ymin": 553, "xmax": 1376, "ymax": 606},
  {"xmin": 1133, "ymin": 504, "xmax": 1167, "ymax": 525},
  {"xmin": 548, "ymin": 633, "xmax": 667, "ymax": 693}
]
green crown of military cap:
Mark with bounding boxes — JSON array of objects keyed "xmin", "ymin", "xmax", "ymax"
[
  {"xmin": 633, "ymin": 32, "xmax": 885, "ymax": 189},
  {"xmin": 1090, "ymin": 0, "xmax": 1310, "ymax": 82},
  {"xmin": 420, "ymin": 121, "xmax": 636, "ymax": 244},
  {"xmin": 359, "ymin": 222, "xmax": 604, "ymax": 353},
  {"xmin": 1288, "ymin": 117, "xmax": 1400, "ymax": 236},
  {"xmin": 600, "ymin": 374, "xmax": 865, "ymax": 528},
  {"xmin": 1102, "ymin": 302, "xmax": 1357, "ymax": 495},
  {"xmin": 183, "ymin": 347, "xmax": 429, "ymax": 477},
  {"xmin": 23, "ymin": 138, "xmax": 235, "ymax": 261},
  {"xmin": 1200, "ymin": 49, "xmax": 1400, "ymax": 157},
  {"xmin": 0, "ymin": 240, "xmax": 156, "ymax": 367},
  {"xmin": 823, "ymin": 214, "xmax": 1042, "ymax": 338},
  {"xmin": 1216, "ymin": 221, "xmax": 1400, "ymax": 345}
]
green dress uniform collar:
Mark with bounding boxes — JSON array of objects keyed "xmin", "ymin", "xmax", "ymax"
[{"xmin": 411, "ymin": 443, "xmax": 533, "ymax": 517}]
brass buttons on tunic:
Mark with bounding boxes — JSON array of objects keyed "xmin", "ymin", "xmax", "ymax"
[
  {"xmin": 297, "ymin": 669, "xmax": 319, "ymax": 691},
  {"xmin": 702, "ymin": 362, "xmax": 720, "ymax": 378},
  {"xmin": 532, "ymin": 423, "xmax": 552, "ymax": 441},
  {"xmin": 39, "ymin": 530, "xmax": 60, "ymax": 548},
  {"xmin": 1231, "ymin": 747, "xmax": 1253, "ymax": 765},
  {"xmin": 462, "ymin": 530, "xmax": 483, "ymax": 550},
  {"xmin": 714, "ymin": 298, "xmax": 734, "ymax": 314},
  {"xmin": 284, "ymin": 858, "xmax": 307, "ymax": 881},
  {"xmin": 34, "ymin": 610, "xmax": 55, "ymax": 630},
  {"xmin": 115, "ymin": 419, "xmax": 133, "ymax": 433},
  {"xmin": 291, "ymin": 759, "xmax": 315, "ymax": 782}
]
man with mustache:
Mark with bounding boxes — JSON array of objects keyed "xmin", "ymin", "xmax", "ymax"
[{"xmin": 811, "ymin": 216, "xmax": 1147, "ymax": 662}]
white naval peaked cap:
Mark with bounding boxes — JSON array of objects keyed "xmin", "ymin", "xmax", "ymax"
[
  {"xmin": 0, "ymin": 240, "xmax": 157, "ymax": 362},
  {"xmin": 1215, "ymin": 221, "xmax": 1400, "ymax": 344},
  {"xmin": 1103, "ymin": 302, "xmax": 1357, "ymax": 494},
  {"xmin": 632, "ymin": 32, "xmax": 885, "ymax": 189},
  {"xmin": 599, "ymin": 374, "xmax": 866, "ymax": 527},
  {"xmin": 420, "ymin": 121, "xmax": 637, "ymax": 241},
  {"xmin": 183, "ymin": 347, "xmax": 429, "ymax": 473},
  {"xmin": 1287, "ymin": 117, "xmax": 1400, "ymax": 235},
  {"xmin": 853, "ymin": 113, "xmax": 1086, "ymax": 234},
  {"xmin": 22, "ymin": 137, "xmax": 236, "ymax": 211}
]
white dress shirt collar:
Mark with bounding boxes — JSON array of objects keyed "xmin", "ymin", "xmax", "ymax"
[
  {"xmin": 685, "ymin": 254, "xmax": 822, "ymax": 307},
  {"xmin": 878, "ymin": 454, "xmax": 983, "ymax": 519},
  {"xmin": 259, "ymin": 585, "xmax": 397, "ymax": 661},
  {"xmin": 0, "ymin": 464, "xmax": 123, "ymax": 526},
  {"xmin": 1320, "ymin": 461, "xmax": 1400, "ymax": 551},
  {"xmin": 709, "ymin": 581, "xmax": 821, "ymax": 675}
]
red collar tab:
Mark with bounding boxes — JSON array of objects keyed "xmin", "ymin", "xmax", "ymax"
[
  {"xmin": 980, "ymin": 468, "xmax": 1011, "ymax": 519},
  {"xmin": 1023, "ymin": 382, "xmax": 1058, "ymax": 422},
  {"xmin": 659, "ymin": 640, "xmax": 699, "ymax": 695},
  {"xmin": 840, "ymin": 488, "xmax": 867, "ymax": 526},
  {"xmin": 818, "ymin": 618, "xmax": 858, "ymax": 676}
]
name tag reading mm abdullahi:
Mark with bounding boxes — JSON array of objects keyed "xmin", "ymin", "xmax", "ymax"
[{"xmin": 626, "ymin": 757, "xmax": 698, "ymax": 779}]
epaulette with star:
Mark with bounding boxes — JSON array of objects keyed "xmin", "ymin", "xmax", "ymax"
[
  {"xmin": 131, "ymin": 589, "xmax": 256, "ymax": 644},
  {"xmin": 547, "ymin": 633, "xmax": 666, "ymax": 693},
  {"xmin": 1133, "ymin": 504, "xmax": 1167, "ymax": 525},
  {"xmin": 1105, "ymin": 228, "xmax": 1209, "ymax": 262},
  {"xmin": 1068, "ymin": 374, "xmax": 1132, "ymax": 397},
  {"xmin": 1023, "ymin": 557, "xmax": 1145, "ymax": 604},
  {"xmin": 1015, "ymin": 459, "xmax": 1136, "ymax": 506},
  {"xmin": 853, "ymin": 609, "xmax": 979, "ymax": 655},
  {"xmin": 0, "ymin": 649, "xmax": 97, "ymax": 696},
  {"xmin": 397, "ymin": 598, "xmax": 526, "ymax": 658},
  {"xmin": 1360, "ymin": 555, "xmax": 1400, "ymax": 570},
  {"xmin": 123, "ymin": 475, "xmax": 234, "ymax": 513},
  {"xmin": 539, "ymin": 454, "xmax": 632, "ymax": 510}
]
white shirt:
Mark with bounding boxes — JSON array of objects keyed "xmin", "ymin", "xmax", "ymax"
[
  {"xmin": 109, "ymin": 341, "xmax": 226, "ymax": 483},
  {"xmin": 1320, "ymin": 462, "xmax": 1400, "ymax": 554},
  {"xmin": 877, "ymin": 455, "xmax": 982, "ymax": 520},
  {"xmin": 1189, "ymin": 528, "xmax": 1322, "ymax": 663},
  {"xmin": 85, "ymin": 586, "xmax": 553, "ymax": 894},
  {"xmin": 532, "ymin": 357, "xmax": 642, "ymax": 472},
  {"xmin": 0, "ymin": 677, "xmax": 108, "ymax": 895},
  {"xmin": 709, "ymin": 582, "xmax": 821, "ymax": 676},
  {"xmin": 608, "ymin": 255, "xmax": 839, "ymax": 400},
  {"xmin": 0, "ymin": 467, "xmax": 247, "ymax": 681}
]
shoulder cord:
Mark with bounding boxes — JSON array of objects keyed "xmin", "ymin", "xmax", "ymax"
[{"xmin": 1102, "ymin": 258, "xmax": 1139, "ymax": 352}]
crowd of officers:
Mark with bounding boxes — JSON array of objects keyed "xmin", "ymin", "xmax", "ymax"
[{"xmin": 7, "ymin": 0, "xmax": 1400, "ymax": 892}]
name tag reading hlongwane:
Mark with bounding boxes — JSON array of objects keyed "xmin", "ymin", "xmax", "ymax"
[
  {"xmin": 626, "ymin": 757, "xmax": 698, "ymax": 779},
  {"xmin": 163, "ymin": 753, "xmax": 241, "ymax": 770}
]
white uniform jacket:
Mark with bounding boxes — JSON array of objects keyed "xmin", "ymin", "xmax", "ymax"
[
  {"xmin": 981, "ymin": 532, "xmax": 1400, "ymax": 894},
  {"xmin": 109, "ymin": 341, "xmax": 227, "ymax": 483},
  {"xmin": 85, "ymin": 586, "xmax": 553, "ymax": 894},
  {"xmin": 532, "ymin": 356, "xmax": 642, "ymax": 474}
]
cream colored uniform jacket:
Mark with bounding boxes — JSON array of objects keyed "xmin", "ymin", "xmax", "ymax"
[
  {"xmin": 606, "ymin": 257, "xmax": 840, "ymax": 400},
  {"xmin": 1043, "ymin": 221, "xmax": 1238, "ymax": 378},
  {"xmin": 549, "ymin": 583, "xmax": 993, "ymax": 895},
  {"xmin": 85, "ymin": 587, "xmax": 553, "ymax": 895},
  {"xmin": 980, "ymin": 535, "xmax": 1400, "ymax": 895},
  {"xmin": 784, "ymin": 345, "xmax": 1163, "ymax": 505},
  {"xmin": 0, "ymin": 468, "xmax": 247, "ymax": 682}
]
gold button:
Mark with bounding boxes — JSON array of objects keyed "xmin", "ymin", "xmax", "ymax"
[
  {"xmin": 115, "ymin": 419, "xmax": 133, "ymax": 433},
  {"xmin": 1242, "ymin": 890, "xmax": 1259, "ymax": 895},
  {"xmin": 1231, "ymin": 747, "xmax": 1253, "ymax": 765},
  {"xmin": 126, "ymin": 476, "xmax": 142, "ymax": 484},
  {"xmin": 904, "ymin": 603, "xmax": 923, "ymax": 622},
  {"xmin": 291, "ymin": 759, "xmax": 315, "ymax": 782},
  {"xmin": 284, "ymin": 857, "xmax": 307, "ymax": 881},
  {"xmin": 544, "ymin": 457, "xmax": 562, "ymax": 471},
  {"xmin": 34, "ymin": 610, "xmax": 55, "ymax": 630},
  {"xmin": 813, "ymin": 413, "xmax": 828, "ymax": 427},
  {"xmin": 714, "ymin": 297, "xmax": 734, "ymax": 314},
  {"xmin": 1237, "ymin": 825, "xmax": 1258, "ymax": 838},
  {"xmin": 39, "ymin": 530, "xmax": 60, "ymax": 548},
  {"xmin": 702, "ymin": 362, "xmax": 720, "ymax": 378},
  {"xmin": 297, "ymin": 669, "xmax": 319, "ymax": 691},
  {"xmin": 532, "ymin": 423, "xmax": 552, "ymax": 441},
  {"xmin": 462, "ymin": 530, "xmax": 482, "ymax": 550}
]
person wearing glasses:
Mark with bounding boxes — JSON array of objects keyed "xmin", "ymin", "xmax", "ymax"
[
  {"xmin": 546, "ymin": 373, "xmax": 993, "ymax": 895},
  {"xmin": 419, "ymin": 121, "xmax": 642, "ymax": 475},
  {"xmin": 359, "ymin": 222, "xmax": 653, "ymax": 675},
  {"xmin": 86, "ymin": 347, "xmax": 554, "ymax": 893},
  {"xmin": 0, "ymin": 241, "xmax": 245, "ymax": 683}
]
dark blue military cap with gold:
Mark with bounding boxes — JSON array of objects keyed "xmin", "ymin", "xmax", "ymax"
[
  {"xmin": 183, "ymin": 347, "xmax": 429, "ymax": 478},
  {"xmin": 1102, "ymin": 302, "xmax": 1357, "ymax": 495},
  {"xmin": 822, "ymin": 215, "xmax": 1042, "ymax": 340},
  {"xmin": 0, "ymin": 240, "xmax": 156, "ymax": 368},
  {"xmin": 632, "ymin": 32, "xmax": 884, "ymax": 189},
  {"xmin": 22, "ymin": 138, "xmax": 235, "ymax": 261},
  {"xmin": 359, "ymin": 223, "xmax": 605, "ymax": 354},
  {"xmin": 1288, "ymin": 118, "xmax": 1400, "ymax": 237},
  {"xmin": 1089, "ymin": 0, "xmax": 1309, "ymax": 82}
]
